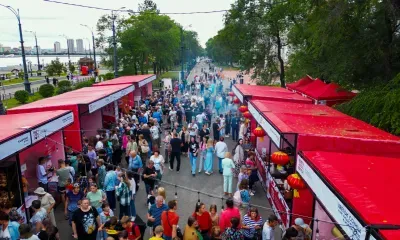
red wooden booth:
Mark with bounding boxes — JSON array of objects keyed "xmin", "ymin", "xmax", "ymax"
[
  {"xmin": 93, "ymin": 74, "xmax": 156, "ymax": 108},
  {"xmin": 0, "ymin": 110, "xmax": 73, "ymax": 222},
  {"xmin": 297, "ymin": 151, "xmax": 400, "ymax": 240},
  {"xmin": 7, "ymin": 85, "xmax": 134, "ymax": 151},
  {"xmin": 247, "ymin": 99, "xmax": 400, "ymax": 230}
]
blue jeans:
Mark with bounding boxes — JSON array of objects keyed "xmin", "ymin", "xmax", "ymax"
[
  {"xmin": 148, "ymin": 141, "xmax": 153, "ymax": 157},
  {"xmin": 231, "ymin": 126, "xmax": 239, "ymax": 141},
  {"xmin": 189, "ymin": 152, "xmax": 197, "ymax": 174},
  {"xmin": 164, "ymin": 236, "xmax": 172, "ymax": 240},
  {"xmin": 218, "ymin": 157, "xmax": 223, "ymax": 173}
]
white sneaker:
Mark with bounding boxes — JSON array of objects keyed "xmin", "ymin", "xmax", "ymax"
[
  {"xmin": 250, "ymin": 192, "xmax": 255, "ymax": 196},
  {"xmin": 169, "ymin": 167, "xmax": 173, "ymax": 171},
  {"xmin": 131, "ymin": 217, "xmax": 136, "ymax": 221}
]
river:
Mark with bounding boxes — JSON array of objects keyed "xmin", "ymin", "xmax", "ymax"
[{"xmin": 0, "ymin": 55, "xmax": 101, "ymax": 68}]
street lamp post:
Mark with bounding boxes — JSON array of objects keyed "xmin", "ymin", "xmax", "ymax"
[
  {"xmin": 26, "ymin": 31, "xmax": 41, "ymax": 76},
  {"xmin": 84, "ymin": 38, "xmax": 92, "ymax": 59},
  {"xmin": 80, "ymin": 24, "xmax": 97, "ymax": 73},
  {"xmin": 111, "ymin": 7, "xmax": 126, "ymax": 78},
  {"xmin": 0, "ymin": 4, "xmax": 31, "ymax": 93}
]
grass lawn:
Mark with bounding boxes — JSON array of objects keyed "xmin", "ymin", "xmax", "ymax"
[
  {"xmin": 1, "ymin": 77, "xmax": 44, "ymax": 86},
  {"xmin": 153, "ymin": 71, "xmax": 179, "ymax": 88},
  {"xmin": 3, "ymin": 92, "xmax": 43, "ymax": 109}
]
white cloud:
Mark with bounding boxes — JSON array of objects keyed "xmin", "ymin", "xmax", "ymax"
[{"xmin": 0, "ymin": 0, "xmax": 232, "ymax": 49}]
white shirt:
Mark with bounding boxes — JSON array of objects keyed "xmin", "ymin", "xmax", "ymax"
[
  {"xmin": 150, "ymin": 126, "xmax": 160, "ymax": 140},
  {"xmin": 150, "ymin": 155, "xmax": 165, "ymax": 172},
  {"xmin": 129, "ymin": 178, "xmax": 136, "ymax": 196},
  {"xmin": 262, "ymin": 222, "xmax": 275, "ymax": 240},
  {"xmin": 196, "ymin": 113, "xmax": 205, "ymax": 124},
  {"xmin": 95, "ymin": 141, "xmax": 104, "ymax": 150},
  {"xmin": 215, "ymin": 141, "xmax": 228, "ymax": 159},
  {"xmin": 188, "ymin": 123, "xmax": 198, "ymax": 136},
  {"xmin": 0, "ymin": 226, "xmax": 11, "ymax": 239}
]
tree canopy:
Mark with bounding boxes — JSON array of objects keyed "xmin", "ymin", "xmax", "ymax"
[
  {"xmin": 207, "ymin": 0, "xmax": 400, "ymax": 89},
  {"xmin": 96, "ymin": 0, "xmax": 203, "ymax": 76}
]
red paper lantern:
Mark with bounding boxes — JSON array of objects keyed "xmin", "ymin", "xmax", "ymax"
[
  {"xmin": 271, "ymin": 151, "xmax": 290, "ymax": 166},
  {"xmin": 239, "ymin": 105, "xmax": 248, "ymax": 113},
  {"xmin": 253, "ymin": 127, "xmax": 266, "ymax": 142},
  {"xmin": 233, "ymin": 97, "xmax": 240, "ymax": 104},
  {"xmin": 243, "ymin": 111, "xmax": 252, "ymax": 119},
  {"xmin": 228, "ymin": 92, "xmax": 235, "ymax": 97},
  {"xmin": 287, "ymin": 173, "xmax": 306, "ymax": 197}
]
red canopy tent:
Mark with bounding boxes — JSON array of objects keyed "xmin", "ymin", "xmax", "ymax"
[
  {"xmin": 295, "ymin": 78, "xmax": 327, "ymax": 95},
  {"xmin": 286, "ymin": 75, "xmax": 314, "ymax": 91},
  {"xmin": 233, "ymin": 84, "xmax": 311, "ymax": 104},
  {"xmin": 248, "ymin": 99, "xmax": 400, "ymax": 230},
  {"xmin": 298, "ymin": 151, "xmax": 400, "ymax": 240},
  {"xmin": 7, "ymin": 84, "xmax": 134, "ymax": 151},
  {"xmin": 93, "ymin": 74, "xmax": 156, "ymax": 107},
  {"xmin": 305, "ymin": 82, "xmax": 356, "ymax": 106},
  {"xmin": 0, "ymin": 110, "xmax": 74, "ymax": 220}
]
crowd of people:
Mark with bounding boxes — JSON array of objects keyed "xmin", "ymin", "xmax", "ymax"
[{"xmin": 1, "ymin": 62, "xmax": 312, "ymax": 240}]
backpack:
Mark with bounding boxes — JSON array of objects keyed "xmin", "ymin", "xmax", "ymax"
[{"xmin": 233, "ymin": 190, "xmax": 242, "ymax": 207}]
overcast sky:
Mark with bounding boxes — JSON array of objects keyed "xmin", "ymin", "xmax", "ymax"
[{"xmin": 0, "ymin": 0, "xmax": 233, "ymax": 49}]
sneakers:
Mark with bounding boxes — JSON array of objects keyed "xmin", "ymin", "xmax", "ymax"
[
  {"xmin": 169, "ymin": 167, "xmax": 173, "ymax": 171},
  {"xmin": 250, "ymin": 192, "xmax": 255, "ymax": 196},
  {"xmin": 205, "ymin": 172, "xmax": 211, "ymax": 175}
]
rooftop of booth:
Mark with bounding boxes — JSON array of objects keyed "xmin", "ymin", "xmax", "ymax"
[
  {"xmin": 295, "ymin": 78, "xmax": 327, "ymax": 95},
  {"xmin": 7, "ymin": 84, "xmax": 133, "ymax": 111},
  {"xmin": 234, "ymin": 85, "xmax": 312, "ymax": 103},
  {"xmin": 0, "ymin": 110, "xmax": 71, "ymax": 142},
  {"xmin": 92, "ymin": 74, "xmax": 156, "ymax": 86},
  {"xmin": 305, "ymin": 82, "xmax": 356, "ymax": 101},
  {"xmin": 286, "ymin": 75, "xmax": 314, "ymax": 90},
  {"xmin": 301, "ymin": 151, "xmax": 400, "ymax": 234}
]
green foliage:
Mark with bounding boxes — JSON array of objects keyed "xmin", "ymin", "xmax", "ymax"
[
  {"xmin": 74, "ymin": 80, "xmax": 93, "ymax": 89},
  {"xmin": 56, "ymin": 80, "xmax": 73, "ymax": 95},
  {"xmin": 336, "ymin": 74, "xmax": 400, "ymax": 135},
  {"xmin": 104, "ymin": 73, "xmax": 114, "ymax": 80},
  {"xmin": 68, "ymin": 64, "xmax": 76, "ymax": 74},
  {"xmin": 39, "ymin": 84, "xmax": 55, "ymax": 98},
  {"xmin": 45, "ymin": 58, "xmax": 64, "ymax": 76},
  {"xmin": 96, "ymin": 4, "xmax": 202, "ymax": 76},
  {"xmin": 14, "ymin": 90, "xmax": 29, "ymax": 103}
]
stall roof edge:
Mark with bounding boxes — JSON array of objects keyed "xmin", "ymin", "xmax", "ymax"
[{"xmin": 92, "ymin": 74, "xmax": 156, "ymax": 86}]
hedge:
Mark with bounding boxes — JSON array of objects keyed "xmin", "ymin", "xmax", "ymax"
[
  {"xmin": 14, "ymin": 90, "xmax": 29, "ymax": 103},
  {"xmin": 39, "ymin": 84, "xmax": 55, "ymax": 98}
]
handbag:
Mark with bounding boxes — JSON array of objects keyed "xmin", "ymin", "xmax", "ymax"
[{"xmin": 140, "ymin": 141, "xmax": 150, "ymax": 153}]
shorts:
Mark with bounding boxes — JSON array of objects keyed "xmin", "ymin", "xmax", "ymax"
[{"xmin": 57, "ymin": 186, "xmax": 66, "ymax": 193}]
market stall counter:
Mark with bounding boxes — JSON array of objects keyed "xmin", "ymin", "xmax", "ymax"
[
  {"xmin": 247, "ymin": 99, "xmax": 400, "ymax": 230},
  {"xmin": 297, "ymin": 151, "xmax": 400, "ymax": 240},
  {"xmin": 7, "ymin": 84, "xmax": 134, "ymax": 151},
  {"xmin": 93, "ymin": 74, "xmax": 156, "ymax": 107},
  {"xmin": 0, "ymin": 110, "xmax": 74, "ymax": 223}
]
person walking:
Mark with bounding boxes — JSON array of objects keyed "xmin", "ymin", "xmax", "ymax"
[
  {"xmin": 233, "ymin": 139, "xmax": 245, "ymax": 177},
  {"xmin": 222, "ymin": 152, "xmax": 235, "ymax": 196},
  {"xmin": 147, "ymin": 196, "xmax": 168, "ymax": 236},
  {"xmin": 161, "ymin": 200, "xmax": 179, "ymax": 240},
  {"xmin": 103, "ymin": 164, "xmax": 117, "ymax": 211},
  {"xmin": 231, "ymin": 114, "xmax": 240, "ymax": 141},
  {"xmin": 215, "ymin": 137, "xmax": 228, "ymax": 174},
  {"xmin": 219, "ymin": 199, "xmax": 241, "ymax": 233},
  {"xmin": 198, "ymin": 136, "xmax": 207, "ymax": 174},
  {"xmin": 189, "ymin": 136, "xmax": 199, "ymax": 177},
  {"xmin": 116, "ymin": 174, "xmax": 131, "ymax": 219},
  {"xmin": 193, "ymin": 202, "xmax": 212, "ymax": 240},
  {"xmin": 72, "ymin": 198, "xmax": 101, "ymax": 240},
  {"xmin": 242, "ymin": 207, "xmax": 263, "ymax": 240},
  {"xmin": 128, "ymin": 150, "xmax": 143, "ymax": 192},
  {"xmin": 86, "ymin": 183, "xmax": 107, "ymax": 214},
  {"xmin": 34, "ymin": 187, "xmax": 56, "ymax": 227},
  {"xmin": 204, "ymin": 138, "xmax": 214, "ymax": 175},
  {"xmin": 138, "ymin": 134, "xmax": 150, "ymax": 165},
  {"xmin": 169, "ymin": 133, "xmax": 182, "ymax": 172},
  {"xmin": 179, "ymin": 126, "xmax": 189, "ymax": 157},
  {"xmin": 143, "ymin": 160, "xmax": 157, "ymax": 195},
  {"xmin": 212, "ymin": 119, "xmax": 221, "ymax": 146},
  {"xmin": 262, "ymin": 215, "xmax": 279, "ymax": 240},
  {"xmin": 65, "ymin": 183, "xmax": 84, "ymax": 225}
]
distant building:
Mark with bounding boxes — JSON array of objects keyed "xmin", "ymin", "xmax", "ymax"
[
  {"xmin": 76, "ymin": 39, "xmax": 84, "ymax": 53},
  {"xmin": 33, "ymin": 46, "xmax": 41, "ymax": 54},
  {"xmin": 54, "ymin": 41, "xmax": 61, "ymax": 53},
  {"xmin": 67, "ymin": 39, "xmax": 75, "ymax": 53},
  {"xmin": 0, "ymin": 45, "xmax": 12, "ymax": 53}
]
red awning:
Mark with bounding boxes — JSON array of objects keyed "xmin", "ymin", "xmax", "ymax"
[
  {"xmin": 7, "ymin": 84, "xmax": 133, "ymax": 111},
  {"xmin": 93, "ymin": 74, "xmax": 156, "ymax": 87},
  {"xmin": 306, "ymin": 82, "xmax": 356, "ymax": 101},
  {"xmin": 286, "ymin": 75, "xmax": 314, "ymax": 90},
  {"xmin": 233, "ymin": 84, "xmax": 312, "ymax": 104},
  {"xmin": 301, "ymin": 151, "xmax": 400, "ymax": 232},
  {"xmin": 296, "ymin": 78, "xmax": 327, "ymax": 95}
]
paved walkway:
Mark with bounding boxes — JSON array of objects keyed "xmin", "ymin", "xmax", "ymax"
[{"xmin": 53, "ymin": 61, "xmax": 280, "ymax": 239}]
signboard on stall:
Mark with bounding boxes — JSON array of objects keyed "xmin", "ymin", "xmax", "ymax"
[
  {"xmin": 88, "ymin": 85, "xmax": 135, "ymax": 113},
  {"xmin": 30, "ymin": 112, "xmax": 74, "ymax": 144},
  {"xmin": 255, "ymin": 149, "xmax": 267, "ymax": 189},
  {"xmin": 0, "ymin": 133, "xmax": 31, "ymax": 160},
  {"xmin": 232, "ymin": 86, "xmax": 243, "ymax": 102},
  {"xmin": 249, "ymin": 102, "xmax": 281, "ymax": 148},
  {"xmin": 266, "ymin": 172, "xmax": 290, "ymax": 230},
  {"xmin": 297, "ymin": 155, "xmax": 367, "ymax": 240},
  {"xmin": 114, "ymin": 101, "xmax": 119, "ymax": 122}
]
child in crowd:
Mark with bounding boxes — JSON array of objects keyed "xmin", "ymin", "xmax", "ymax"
[
  {"xmin": 120, "ymin": 216, "xmax": 141, "ymax": 240},
  {"xmin": 237, "ymin": 165, "xmax": 249, "ymax": 191},
  {"xmin": 150, "ymin": 226, "xmax": 164, "ymax": 240},
  {"xmin": 238, "ymin": 179, "xmax": 251, "ymax": 217},
  {"xmin": 211, "ymin": 226, "xmax": 222, "ymax": 240},
  {"xmin": 157, "ymin": 187, "xmax": 166, "ymax": 204}
]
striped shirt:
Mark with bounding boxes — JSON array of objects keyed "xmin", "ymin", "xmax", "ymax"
[
  {"xmin": 242, "ymin": 214, "xmax": 263, "ymax": 238},
  {"xmin": 148, "ymin": 203, "xmax": 168, "ymax": 227}
]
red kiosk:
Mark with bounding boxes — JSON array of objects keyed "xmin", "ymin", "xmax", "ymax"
[
  {"xmin": 297, "ymin": 151, "xmax": 400, "ymax": 240},
  {"xmin": 7, "ymin": 84, "xmax": 134, "ymax": 151},
  {"xmin": 0, "ymin": 110, "xmax": 73, "ymax": 222},
  {"xmin": 247, "ymin": 99, "xmax": 400, "ymax": 230},
  {"xmin": 93, "ymin": 74, "xmax": 156, "ymax": 107}
]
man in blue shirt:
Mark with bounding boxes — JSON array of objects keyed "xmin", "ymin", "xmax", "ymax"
[
  {"xmin": 231, "ymin": 113, "xmax": 240, "ymax": 141},
  {"xmin": 138, "ymin": 113, "xmax": 148, "ymax": 124},
  {"xmin": 147, "ymin": 196, "xmax": 168, "ymax": 232}
]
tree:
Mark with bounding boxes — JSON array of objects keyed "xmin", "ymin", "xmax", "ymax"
[
  {"xmin": 45, "ymin": 58, "xmax": 64, "ymax": 76},
  {"xmin": 138, "ymin": 0, "xmax": 159, "ymax": 13}
]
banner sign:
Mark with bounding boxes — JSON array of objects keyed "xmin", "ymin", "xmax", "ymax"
[
  {"xmin": 89, "ymin": 85, "xmax": 134, "ymax": 113},
  {"xmin": 0, "ymin": 133, "xmax": 31, "ymax": 160},
  {"xmin": 266, "ymin": 172, "xmax": 291, "ymax": 229},
  {"xmin": 30, "ymin": 112, "xmax": 74, "ymax": 144},
  {"xmin": 138, "ymin": 75, "xmax": 157, "ymax": 87},
  {"xmin": 232, "ymin": 85, "xmax": 243, "ymax": 102},
  {"xmin": 249, "ymin": 102, "xmax": 281, "ymax": 148}
]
